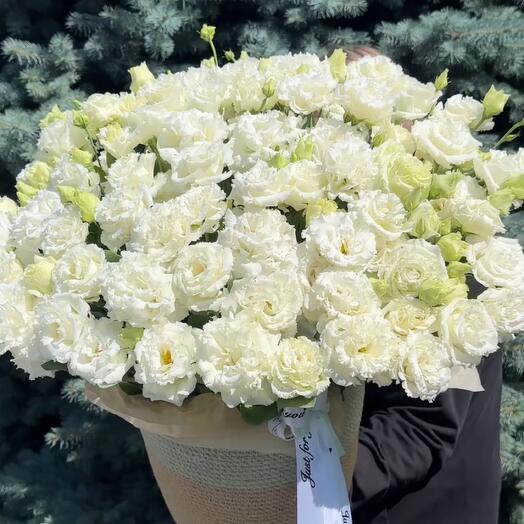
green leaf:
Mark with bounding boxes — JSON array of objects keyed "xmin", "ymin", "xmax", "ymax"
[
  {"xmin": 106, "ymin": 152, "xmax": 117, "ymax": 168},
  {"xmin": 119, "ymin": 380, "xmax": 143, "ymax": 396},
  {"xmin": 104, "ymin": 250, "xmax": 121, "ymax": 262},
  {"xmin": 239, "ymin": 404, "xmax": 279, "ymax": 426},
  {"xmin": 277, "ymin": 396, "xmax": 317, "ymax": 410},
  {"xmin": 41, "ymin": 361, "xmax": 68, "ymax": 372}
]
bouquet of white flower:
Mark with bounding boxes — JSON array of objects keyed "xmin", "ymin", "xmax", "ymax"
[{"xmin": 1, "ymin": 24, "xmax": 524, "ymax": 524}]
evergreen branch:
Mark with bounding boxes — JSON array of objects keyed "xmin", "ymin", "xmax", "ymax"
[{"xmin": 1, "ymin": 37, "xmax": 47, "ymax": 66}]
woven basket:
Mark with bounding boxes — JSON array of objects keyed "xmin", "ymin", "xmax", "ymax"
[{"xmin": 86, "ymin": 384, "xmax": 364, "ymax": 524}]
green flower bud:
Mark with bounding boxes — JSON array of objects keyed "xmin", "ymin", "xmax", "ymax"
[
  {"xmin": 408, "ymin": 201, "xmax": 440, "ymax": 240},
  {"xmin": 201, "ymin": 57, "xmax": 216, "ymax": 69},
  {"xmin": 119, "ymin": 326, "xmax": 144, "ymax": 349},
  {"xmin": 429, "ymin": 171, "xmax": 462, "ymax": 199},
  {"xmin": 39, "ymin": 105, "xmax": 66, "ymax": 129},
  {"xmin": 419, "ymin": 277, "xmax": 468, "ymax": 306},
  {"xmin": 328, "ymin": 48, "xmax": 347, "ymax": 83},
  {"xmin": 16, "ymin": 181, "xmax": 39, "ymax": 202},
  {"xmin": 224, "ymin": 50, "xmax": 235, "ymax": 62},
  {"xmin": 305, "ymin": 198, "xmax": 338, "ymax": 226},
  {"xmin": 447, "ymin": 261, "xmax": 472, "ymax": 280},
  {"xmin": 58, "ymin": 185, "xmax": 99, "ymax": 223},
  {"xmin": 71, "ymin": 148, "xmax": 93, "ymax": 168},
  {"xmin": 434, "ymin": 68, "xmax": 449, "ymax": 91},
  {"xmin": 73, "ymin": 110, "xmax": 89, "ymax": 128},
  {"xmin": 488, "ymin": 188, "xmax": 514, "ymax": 216},
  {"xmin": 369, "ymin": 278, "xmax": 388, "ymax": 301},
  {"xmin": 24, "ymin": 256, "xmax": 56, "ymax": 297},
  {"xmin": 291, "ymin": 136, "xmax": 314, "ymax": 162},
  {"xmin": 438, "ymin": 216, "xmax": 453, "ymax": 236},
  {"xmin": 17, "ymin": 193, "xmax": 31, "ymax": 207},
  {"xmin": 128, "ymin": 62, "xmax": 155, "ymax": 93},
  {"xmin": 482, "ymin": 85, "xmax": 509, "ymax": 118},
  {"xmin": 437, "ymin": 232, "xmax": 469, "ymax": 262},
  {"xmin": 262, "ymin": 78, "xmax": 276, "ymax": 98},
  {"xmin": 239, "ymin": 50, "xmax": 249, "ymax": 60},
  {"xmin": 388, "ymin": 154, "xmax": 432, "ymax": 210},
  {"xmin": 268, "ymin": 152, "xmax": 289, "ymax": 169},
  {"xmin": 25, "ymin": 161, "xmax": 51, "ymax": 190},
  {"xmin": 199, "ymin": 24, "xmax": 216, "ymax": 43},
  {"xmin": 502, "ymin": 173, "xmax": 524, "ymax": 200},
  {"xmin": 373, "ymin": 125, "xmax": 416, "ymax": 154}
]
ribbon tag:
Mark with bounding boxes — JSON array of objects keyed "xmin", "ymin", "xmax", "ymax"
[{"xmin": 268, "ymin": 393, "xmax": 353, "ymax": 524}]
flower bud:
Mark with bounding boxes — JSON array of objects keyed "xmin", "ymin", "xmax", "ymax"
[
  {"xmin": 129, "ymin": 62, "xmax": 155, "ymax": 93},
  {"xmin": 268, "ymin": 152, "xmax": 289, "ymax": 169},
  {"xmin": 199, "ymin": 24, "xmax": 216, "ymax": 43},
  {"xmin": 239, "ymin": 50, "xmax": 249, "ymax": 60},
  {"xmin": 39, "ymin": 105, "xmax": 66, "ymax": 129},
  {"xmin": 24, "ymin": 256, "xmax": 56, "ymax": 297},
  {"xmin": 447, "ymin": 261, "xmax": 472, "ymax": 280},
  {"xmin": 408, "ymin": 201, "xmax": 440, "ymax": 240},
  {"xmin": 201, "ymin": 57, "xmax": 216, "ymax": 69},
  {"xmin": 502, "ymin": 173, "xmax": 524, "ymax": 200},
  {"xmin": 369, "ymin": 278, "xmax": 388, "ymax": 301},
  {"xmin": 388, "ymin": 154, "xmax": 432, "ymax": 210},
  {"xmin": 119, "ymin": 326, "xmax": 144, "ymax": 349},
  {"xmin": 73, "ymin": 110, "xmax": 89, "ymax": 128},
  {"xmin": 437, "ymin": 232, "xmax": 469, "ymax": 262},
  {"xmin": 482, "ymin": 85, "xmax": 509, "ymax": 118},
  {"xmin": 372, "ymin": 125, "xmax": 416, "ymax": 154},
  {"xmin": 25, "ymin": 161, "xmax": 51, "ymax": 190},
  {"xmin": 419, "ymin": 278, "xmax": 468, "ymax": 306},
  {"xmin": 438, "ymin": 217, "xmax": 453, "ymax": 236},
  {"xmin": 328, "ymin": 49, "xmax": 347, "ymax": 83},
  {"xmin": 488, "ymin": 188, "xmax": 514, "ymax": 216},
  {"xmin": 258, "ymin": 58, "xmax": 271, "ymax": 72},
  {"xmin": 16, "ymin": 181, "xmax": 39, "ymax": 204},
  {"xmin": 224, "ymin": 50, "xmax": 235, "ymax": 62},
  {"xmin": 291, "ymin": 136, "xmax": 314, "ymax": 162},
  {"xmin": 305, "ymin": 199, "xmax": 338, "ymax": 226},
  {"xmin": 434, "ymin": 68, "xmax": 449, "ymax": 91},
  {"xmin": 262, "ymin": 78, "xmax": 276, "ymax": 98},
  {"xmin": 429, "ymin": 171, "xmax": 461, "ymax": 199},
  {"xmin": 58, "ymin": 185, "xmax": 99, "ymax": 223},
  {"xmin": 71, "ymin": 148, "xmax": 93, "ymax": 168}
]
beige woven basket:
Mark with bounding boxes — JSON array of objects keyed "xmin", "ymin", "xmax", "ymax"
[{"xmin": 86, "ymin": 384, "xmax": 364, "ymax": 524}]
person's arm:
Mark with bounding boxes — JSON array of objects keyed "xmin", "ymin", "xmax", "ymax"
[{"xmin": 351, "ymin": 376, "xmax": 479, "ymax": 521}]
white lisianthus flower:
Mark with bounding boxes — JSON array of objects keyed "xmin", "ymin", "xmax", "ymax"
[
  {"xmin": 181, "ymin": 67, "xmax": 230, "ymax": 113},
  {"xmin": 160, "ymin": 141, "xmax": 231, "ymax": 191},
  {"xmin": 323, "ymin": 136, "xmax": 380, "ymax": 198},
  {"xmin": 82, "ymin": 92, "xmax": 125, "ymax": 130},
  {"xmin": 439, "ymin": 94, "xmax": 492, "ymax": 131},
  {"xmin": 452, "ymin": 176, "xmax": 487, "ymax": 200},
  {"xmin": 337, "ymin": 77, "xmax": 396, "ymax": 124},
  {"xmin": 412, "ymin": 117, "xmax": 481, "ymax": 169},
  {"xmin": 297, "ymin": 242, "xmax": 332, "ymax": 289},
  {"xmin": 36, "ymin": 114, "xmax": 89, "ymax": 162},
  {"xmin": 438, "ymin": 298, "xmax": 499, "ymax": 365},
  {"xmin": 399, "ymin": 332, "xmax": 453, "ymax": 401},
  {"xmin": 105, "ymin": 152, "xmax": 156, "ymax": 195},
  {"xmin": 156, "ymin": 109, "xmax": 229, "ymax": 149},
  {"xmin": 218, "ymin": 209, "xmax": 298, "ymax": 277},
  {"xmin": 0, "ymin": 250, "xmax": 23, "ymax": 284},
  {"xmin": 376, "ymin": 239, "xmax": 448, "ymax": 297},
  {"xmin": 41, "ymin": 207, "xmax": 89, "ymax": 258},
  {"xmin": 270, "ymin": 337, "xmax": 330, "ymax": 399},
  {"xmin": 346, "ymin": 55, "xmax": 404, "ymax": 83},
  {"xmin": 0, "ymin": 283, "xmax": 35, "ymax": 356},
  {"xmin": 0, "ymin": 214, "xmax": 11, "ymax": 250},
  {"xmin": 467, "ymin": 236, "xmax": 524, "ymax": 288},
  {"xmin": 98, "ymin": 123, "xmax": 137, "ymax": 159},
  {"xmin": 303, "ymin": 212, "xmax": 376, "ymax": 270},
  {"xmin": 48, "ymin": 155, "xmax": 101, "ymax": 196},
  {"xmin": 393, "ymin": 76, "xmax": 440, "ymax": 120},
  {"xmin": 52, "ymin": 243, "xmax": 107, "ymax": 301},
  {"xmin": 221, "ymin": 271, "xmax": 303, "ymax": 335},
  {"xmin": 9, "ymin": 190, "xmax": 64, "ymax": 264},
  {"xmin": 473, "ymin": 149, "xmax": 524, "ymax": 194},
  {"xmin": 260, "ymin": 53, "xmax": 323, "ymax": 82},
  {"xmin": 197, "ymin": 316, "xmax": 280, "ymax": 407},
  {"xmin": 349, "ymin": 190, "xmax": 408, "ymax": 243},
  {"xmin": 322, "ymin": 314, "xmax": 400, "ymax": 386},
  {"xmin": 282, "ymin": 160, "xmax": 328, "ymax": 210},
  {"xmin": 134, "ymin": 321, "xmax": 198, "ymax": 405},
  {"xmin": 172, "ymin": 243, "xmax": 233, "ymax": 312},
  {"xmin": 277, "ymin": 70, "xmax": 337, "ymax": 114},
  {"xmin": 229, "ymin": 111, "xmax": 301, "ymax": 170},
  {"xmin": 128, "ymin": 200, "xmax": 192, "ymax": 267},
  {"xmin": 32, "ymin": 293, "xmax": 92, "ymax": 364},
  {"xmin": 68, "ymin": 318, "xmax": 132, "ymax": 387},
  {"xmin": 438, "ymin": 197, "xmax": 504, "ymax": 238},
  {"xmin": 304, "ymin": 270, "xmax": 381, "ymax": 325},
  {"xmin": 0, "ymin": 196, "xmax": 18, "ymax": 215},
  {"xmin": 230, "ymin": 161, "xmax": 290, "ymax": 208},
  {"xmin": 383, "ymin": 297, "xmax": 438, "ymax": 336},
  {"xmin": 102, "ymin": 252, "xmax": 176, "ymax": 327},
  {"xmin": 479, "ymin": 287, "xmax": 524, "ymax": 336},
  {"xmin": 96, "ymin": 190, "xmax": 152, "ymax": 251}
]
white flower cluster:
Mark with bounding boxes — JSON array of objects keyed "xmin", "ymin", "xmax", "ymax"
[{"xmin": 1, "ymin": 51, "xmax": 523, "ymax": 408}]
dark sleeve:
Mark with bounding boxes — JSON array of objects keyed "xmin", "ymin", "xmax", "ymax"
[{"xmin": 350, "ymin": 381, "xmax": 477, "ymax": 521}]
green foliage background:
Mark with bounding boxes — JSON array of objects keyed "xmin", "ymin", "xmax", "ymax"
[{"xmin": 0, "ymin": 1, "xmax": 523, "ymax": 522}]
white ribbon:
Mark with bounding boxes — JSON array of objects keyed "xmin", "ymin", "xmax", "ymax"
[{"xmin": 268, "ymin": 392, "xmax": 353, "ymax": 524}]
